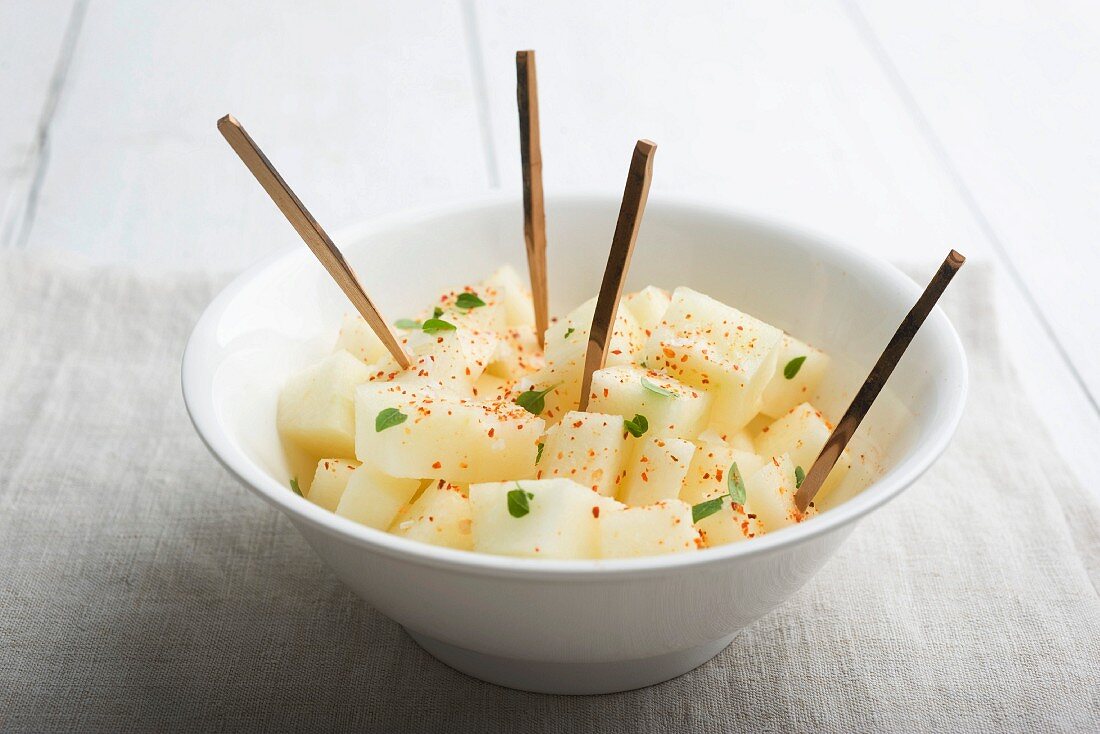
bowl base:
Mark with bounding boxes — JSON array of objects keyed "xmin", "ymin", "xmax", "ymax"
[{"xmin": 405, "ymin": 629, "xmax": 737, "ymax": 695}]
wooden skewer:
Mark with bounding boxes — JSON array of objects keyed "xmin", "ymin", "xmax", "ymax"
[
  {"xmin": 578, "ymin": 140, "xmax": 657, "ymax": 411},
  {"xmin": 217, "ymin": 114, "xmax": 411, "ymax": 369},
  {"xmin": 516, "ymin": 50, "xmax": 550, "ymax": 348},
  {"xmin": 795, "ymin": 250, "xmax": 966, "ymax": 511}
]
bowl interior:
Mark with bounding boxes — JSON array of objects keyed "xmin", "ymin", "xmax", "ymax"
[{"xmin": 189, "ymin": 194, "xmax": 965, "ymax": 568}]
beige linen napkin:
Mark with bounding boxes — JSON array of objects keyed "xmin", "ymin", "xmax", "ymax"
[{"xmin": 0, "ymin": 252, "xmax": 1096, "ymax": 732}]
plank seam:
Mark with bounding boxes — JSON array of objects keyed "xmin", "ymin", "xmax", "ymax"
[
  {"xmin": 460, "ymin": 0, "xmax": 501, "ymax": 189},
  {"xmin": 6, "ymin": 0, "xmax": 88, "ymax": 250},
  {"xmin": 839, "ymin": 0, "xmax": 1100, "ymax": 418}
]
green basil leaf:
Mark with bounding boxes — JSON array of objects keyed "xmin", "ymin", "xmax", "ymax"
[
  {"xmin": 623, "ymin": 414, "xmax": 649, "ymax": 438},
  {"xmin": 564, "ymin": 327, "xmax": 575, "ymax": 339},
  {"xmin": 641, "ymin": 376, "xmax": 676, "ymax": 398},
  {"xmin": 375, "ymin": 407, "xmax": 408, "ymax": 432},
  {"xmin": 508, "ymin": 484, "xmax": 533, "ymax": 518},
  {"xmin": 455, "ymin": 291, "xmax": 486, "ymax": 310},
  {"xmin": 784, "ymin": 356, "xmax": 807, "ymax": 379},
  {"xmin": 514, "ymin": 384, "xmax": 558, "ymax": 415},
  {"xmin": 795, "ymin": 465, "xmax": 806, "ymax": 489},
  {"xmin": 692, "ymin": 496, "xmax": 725, "ymax": 523},
  {"xmin": 394, "ymin": 318, "xmax": 421, "ymax": 330},
  {"xmin": 422, "ymin": 318, "xmax": 457, "ymax": 333},
  {"xmin": 290, "ymin": 478, "xmax": 303, "ymax": 497},
  {"xmin": 727, "ymin": 462, "xmax": 747, "ymax": 505},
  {"xmin": 536, "ymin": 442, "xmax": 545, "ymax": 464}
]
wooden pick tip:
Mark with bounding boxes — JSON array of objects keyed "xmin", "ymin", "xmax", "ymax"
[
  {"xmin": 636, "ymin": 139, "xmax": 657, "ymax": 154},
  {"xmin": 217, "ymin": 114, "xmax": 240, "ymax": 131},
  {"xmin": 947, "ymin": 249, "xmax": 966, "ymax": 266}
]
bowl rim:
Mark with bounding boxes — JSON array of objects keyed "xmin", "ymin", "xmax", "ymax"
[{"xmin": 182, "ymin": 191, "xmax": 968, "ymax": 580}]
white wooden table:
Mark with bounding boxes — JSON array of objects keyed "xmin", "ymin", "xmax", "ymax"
[{"xmin": 3, "ymin": 0, "xmax": 1097, "ymax": 492}]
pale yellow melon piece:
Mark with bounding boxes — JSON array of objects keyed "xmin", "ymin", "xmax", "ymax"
[
  {"xmin": 469, "ymin": 478, "xmax": 604, "ymax": 559},
  {"xmin": 623, "ymin": 286, "xmax": 671, "ymax": 337},
  {"xmin": 641, "ymin": 287, "xmax": 782, "ymax": 434},
  {"xmin": 537, "ymin": 411, "xmax": 627, "ymax": 496},
  {"xmin": 368, "ymin": 326, "xmax": 498, "ymax": 395},
  {"xmin": 277, "ymin": 350, "xmax": 374, "ymax": 459},
  {"xmin": 483, "ymin": 264, "xmax": 536, "ymax": 328},
  {"xmin": 679, "ymin": 442, "xmax": 765, "ymax": 505},
  {"xmin": 390, "ymin": 481, "xmax": 473, "ymax": 551},
  {"xmin": 586, "ymin": 364, "xmax": 713, "ymax": 440},
  {"xmin": 486, "ymin": 325, "xmax": 544, "ymax": 381},
  {"xmin": 696, "ymin": 426, "xmax": 755, "ymax": 452},
  {"xmin": 760, "ymin": 335, "xmax": 830, "ymax": 418},
  {"xmin": 334, "ymin": 463, "xmax": 421, "ymax": 530},
  {"xmin": 429, "ymin": 283, "xmax": 508, "ymax": 333},
  {"xmin": 334, "ymin": 312, "xmax": 389, "ymax": 365},
  {"xmin": 306, "ymin": 458, "xmax": 360, "ymax": 511},
  {"xmin": 470, "ymin": 372, "xmax": 512, "ymax": 402},
  {"xmin": 753, "ymin": 402, "xmax": 850, "ymax": 500},
  {"xmin": 529, "ymin": 298, "xmax": 644, "ymax": 423},
  {"xmin": 744, "ymin": 454, "xmax": 815, "ymax": 532},
  {"xmin": 355, "ymin": 382, "xmax": 543, "ymax": 483},
  {"xmin": 599, "ymin": 500, "xmax": 700, "ymax": 558},
  {"xmin": 618, "ymin": 436, "xmax": 695, "ymax": 507},
  {"xmin": 695, "ymin": 494, "xmax": 764, "ymax": 547}
]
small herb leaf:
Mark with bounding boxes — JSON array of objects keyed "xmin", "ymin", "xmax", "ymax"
[
  {"xmin": 290, "ymin": 478, "xmax": 303, "ymax": 497},
  {"xmin": 455, "ymin": 291, "xmax": 486, "ymax": 310},
  {"xmin": 641, "ymin": 376, "xmax": 676, "ymax": 398},
  {"xmin": 508, "ymin": 485, "xmax": 533, "ymax": 518},
  {"xmin": 422, "ymin": 318, "xmax": 457, "ymax": 333},
  {"xmin": 564, "ymin": 327, "xmax": 575, "ymax": 339},
  {"xmin": 784, "ymin": 356, "xmax": 807, "ymax": 379},
  {"xmin": 692, "ymin": 496, "xmax": 725, "ymax": 523},
  {"xmin": 727, "ymin": 462, "xmax": 747, "ymax": 505},
  {"xmin": 795, "ymin": 465, "xmax": 806, "ymax": 489},
  {"xmin": 514, "ymin": 384, "xmax": 558, "ymax": 415},
  {"xmin": 394, "ymin": 318, "xmax": 421, "ymax": 330},
  {"xmin": 623, "ymin": 414, "xmax": 649, "ymax": 438},
  {"xmin": 432, "ymin": 306, "xmax": 444, "ymax": 319},
  {"xmin": 536, "ymin": 442, "xmax": 545, "ymax": 464},
  {"xmin": 375, "ymin": 407, "xmax": 408, "ymax": 432}
]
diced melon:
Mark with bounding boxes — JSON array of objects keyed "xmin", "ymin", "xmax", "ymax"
[
  {"xmin": 760, "ymin": 335, "xmax": 830, "ymax": 417},
  {"xmin": 430, "ymin": 284, "xmax": 508, "ymax": 333},
  {"xmin": 537, "ymin": 411, "xmax": 627, "ymax": 496},
  {"xmin": 586, "ymin": 364, "xmax": 713, "ymax": 440},
  {"xmin": 355, "ymin": 382, "xmax": 543, "ymax": 483},
  {"xmin": 277, "ymin": 350, "xmax": 374, "ymax": 459},
  {"xmin": 696, "ymin": 426, "xmax": 755, "ymax": 452},
  {"xmin": 335, "ymin": 463, "xmax": 421, "ymax": 530},
  {"xmin": 599, "ymin": 500, "xmax": 700, "ymax": 558},
  {"xmin": 469, "ymin": 478, "xmax": 603, "ymax": 559},
  {"xmin": 642, "ymin": 287, "xmax": 782, "ymax": 433},
  {"xmin": 617, "ymin": 436, "xmax": 695, "ymax": 507},
  {"xmin": 679, "ymin": 442, "xmax": 765, "ymax": 506},
  {"xmin": 483, "ymin": 264, "xmax": 536, "ymax": 328},
  {"xmin": 623, "ymin": 286, "xmax": 671, "ymax": 337},
  {"xmin": 368, "ymin": 326, "xmax": 498, "ymax": 394},
  {"xmin": 470, "ymin": 372, "xmax": 511, "ymax": 402},
  {"xmin": 390, "ymin": 481, "xmax": 473, "ymax": 550},
  {"xmin": 486, "ymin": 325, "xmax": 544, "ymax": 381},
  {"xmin": 306, "ymin": 458, "xmax": 360, "ymax": 511},
  {"xmin": 744, "ymin": 454, "xmax": 812, "ymax": 532},
  {"xmin": 530, "ymin": 298, "xmax": 645, "ymax": 423},
  {"xmin": 334, "ymin": 312, "xmax": 389, "ymax": 365},
  {"xmin": 695, "ymin": 494, "xmax": 763, "ymax": 547},
  {"xmin": 753, "ymin": 402, "xmax": 849, "ymax": 500}
]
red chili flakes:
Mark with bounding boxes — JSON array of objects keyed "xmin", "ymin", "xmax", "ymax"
[
  {"xmin": 431, "ymin": 461, "xmax": 442, "ymax": 469},
  {"xmin": 573, "ymin": 420, "xmax": 584, "ymax": 429},
  {"xmin": 662, "ymin": 347, "xmax": 675, "ymax": 359},
  {"xmin": 603, "ymin": 388, "xmax": 609, "ymax": 398},
  {"xmin": 610, "ymin": 349, "xmax": 622, "ymax": 356},
  {"xmin": 592, "ymin": 506, "xmax": 600, "ymax": 518},
  {"xmin": 716, "ymin": 468, "xmax": 724, "ymax": 482},
  {"xmin": 488, "ymin": 427, "xmax": 495, "ymax": 438},
  {"xmin": 641, "ymin": 471, "xmax": 649, "ymax": 482}
]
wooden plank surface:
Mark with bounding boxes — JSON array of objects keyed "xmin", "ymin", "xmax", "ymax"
[
  {"xmin": 16, "ymin": 1, "xmax": 490, "ymax": 269},
  {"xmin": 0, "ymin": 0, "xmax": 79, "ymax": 247}
]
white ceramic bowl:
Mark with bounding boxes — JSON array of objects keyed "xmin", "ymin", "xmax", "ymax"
[{"xmin": 182, "ymin": 193, "xmax": 966, "ymax": 694}]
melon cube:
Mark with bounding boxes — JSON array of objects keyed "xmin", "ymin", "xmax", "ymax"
[
  {"xmin": 694, "ymin": 494, "xmax": 764, "ymax": 547},
  {"xmin": 355, "ymin": 382, "xmax": 543, "ymax": 483},
  {"xmin": 623, "ymin": 286, "xmax": 671, "ymax": 337},
  {"xmin": 470, "ymin": 372, "xmax": 512, "ymax": 402},
  {"xmin": 697, "ymin": 426, "xmax": 756, "ymax": 452},
  {"xmin": 306, "ymin": 458, "xmax": 360, "ymax": 511},
  {"xmin": 642, "ymin": 287, "xmax": 782, "ymax": 433},
  {"xmin": 390, "ymin": 481, "xmax": 473, "ymax": 550},
  {"xmin": 335, "ymin": 463, "xmax": 421, "ymax": 530},
  {"xmin": 744, "ymin": 454, "xmax": 812, "ymax": 532},
  {"xmin": 599, "ymin": 500, "xmax": 700, "ymax": 558},
  {"xmin": 334, "ymin": 312, "xmax": 389, "ymax": 365},
  {"xmin": 753, "ymin": 402, "xmax": 849, "ymax": 499},
  {"xmin": 369, "ymin": 326, "xmax": 498, "ymax": 394},
  {"xmin": 531, "ymin": 298, "xmax": 645, "ymax": 422},
  {"xmin": 486, "ymin": 325, "xmax": 544, "ymax": 381},
  {"xmin": 483, "ymin": 264, "xmax": 536, "ymax": 328},
  {"xmin": 586, "ymin": 364, "xmax": 713, "ymax": 440},
  {"xmin": 760, "ymin": 335, "xmax": 830, "ymax": 418},
  {"xmin": 537, "ymin": 411, "xmax": 627, "ymax": 496},
  {"xmin": 469, "ymin": 478, "xmax": 603, "ymax": 559},
  {"xmin": 277, "ymin": 350, "xmax": 374, "ymax": 459},
  {"xmin": 430, "ymin": 284, "xmax": 508, "ymax": 333},
  {"xmin": 679, "ymin": 442, "xmax": 765, "ymax": 506},
  {"xmin": 618, "ymin": 436, "xmax": 696, "ymax": 507}
]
